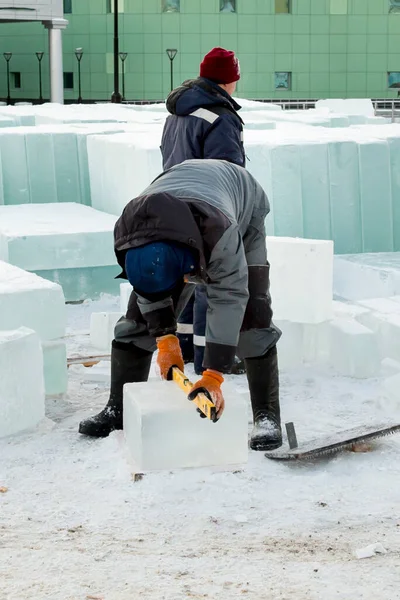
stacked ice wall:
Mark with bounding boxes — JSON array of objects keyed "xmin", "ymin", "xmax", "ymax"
[
  {"xmin": 1, "ymin": 100, "xmax": 399, "ymax": 256},
  {"xmin": 1, "ymin": 99, "xmax": 400, "ymax": 434},
  {"xmin": 0, "ymin": 124, "xmax": 129, "ymax": 206},
  {"xmin": 0, "ymin": 203, "xmax": 119, "ymax": 301},
  {"xmin": 0, "ymin": 261, "xmax": 67, "ymax": 399}
]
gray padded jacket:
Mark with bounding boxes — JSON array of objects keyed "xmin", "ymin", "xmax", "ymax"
[{"xmin": 114, "ymin": 159, "xmax": 270, "ymax": 371}]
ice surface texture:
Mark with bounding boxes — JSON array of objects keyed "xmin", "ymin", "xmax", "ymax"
[
  {"xmin": 90, "ymin": 312, "xmax": 123, "ymax": 351},
  {"xmin": 104, "ymin": 110, "xmax": 400, "ymax": 255},
  {"xmin": 0, "ymin": 124, "xmax": 125, "ymax": 207},
  {"xmin": 120, "ymin": 237, "xmax": 333, "ymax": 325},
  {"xmin": 0, "ymin": 262, "xmax": 66, "ymax": 394},
  {"xmin": 1, "ymin": 102, "xmax": 400, "ymax": 256},
  {"xmin": 0, "ymin": 260, "xmax": 66, "ymax": 341},
  {"xmin": 333, "ymin": 253, "xmax": 400, "ymax": 301},
  {"xmin": 0, "ymin": 327, "xmax": 45, "ymax": 438},
  {"xmin": 268, "ymin": 236, "xmax": 333, "ymax": 324},
  {"xmin": 0, "ymin": 203, "xmax": 117, "ymax": 270},
  {"xmin": 329, "ymin": 318, "xmax": 380, "ymax": 378},
  {"xmin": 42, "ymin": 341, "xmax": 68, "ymax": 396},
  {"xmin": 245, "ymin": 123, "xmax": 400, "ymax": 253},
  {"xmin": 0, "ymin": 203, "xmax": 119, "ymax": 301},
  {"xmin": 124, "ymin": 380, "xmax": 248, "ymax": 471}
]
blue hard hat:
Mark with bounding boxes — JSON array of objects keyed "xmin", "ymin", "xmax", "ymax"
[{"xmin": 125, "ymin": 241, "xmax": 197, "ymax": 295}]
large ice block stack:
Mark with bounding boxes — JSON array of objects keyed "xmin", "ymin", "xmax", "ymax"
[
  {"xmin": 0, "ymin": 327, "xmax": 45, "ymax": 438},
  {"xmin": 32, "ymin": 102, "xmax": 165, "ymax": 124},
  {"xmin": 116, "ymin": 236, "xmax": 400, "ymax": 379},
  {"xmin": 330, "ymin": 295, "xmax": 400, "ymax": 379},
  {"xmin": 118, "ymin": 237, "xmax": 333, "ymax": 371},
  {"xmin": 120, "ymin": 238, "xmax": 334, "ymax": 323},
  {"xmin": 0, "ymin": 105, "xmax": 37, "ymax": 126},
  {"xmin": 0, "ymin": 116, "xmax": 16, "ymax": 128},
  {"xmin": 0, "ymin": 123, "xmax": 126, "ymax": 206},
  {"xmin": 88, "ymin": 130, "xmax": 163, "ymax": 215},
  {"xmin": 245, "ymin": 121, "xmax": 400, "ymax": 253},
  {"xmin": 0, "ymin": 261, "xmax": 67, "ymax": 395},
  {"xmin": 1, "ymin": 100, "xmax": 400, "ymax": 252},
  {"xmin": 0, "ymin": 203, "xmax": 119, "ymax": 301},
  {"xmin": 329, "ymin": 317, "xmax": 380, "ymax": 378},
  {"xmin": 315, "ymin": 98, "xmax": 375, "ymax": 117},
  {"xmin": 124, "ymin": 380, "xmax": 248, "ymax": 471},
  {"xmin": 326, "ymin": 251, "xmax": 400, "ymax": 377},
  {"xmin": 268, "ymin": 237, "xmax": 333, "ymax": 323},
  {"xmin": 90, "ymin": 312, "xmax": 123, "ymax": 352},
  {"xmin": 267, "ymin": 237, "xmax": 333, "ymax": 369},
  {"xmin": 333, "ymin": 253, "xmax": 400, "ymax": 301}
]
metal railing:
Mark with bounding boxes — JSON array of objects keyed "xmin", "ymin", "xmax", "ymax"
[
  {"xmin": 372, "ymin": 99, "xmax": 400, "ymax": 122},
  {"xmin": 252, "ymin": 98, "xmax": 400, "ymax": 122},
  {"xmin": 247, "ymin": 98, "xmax": 317, "ymax": 110}
]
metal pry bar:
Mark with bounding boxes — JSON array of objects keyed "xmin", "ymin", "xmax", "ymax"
[
  {"xmin": 285, "ymin": 422, "xmax": 298, "ymax": 450},
  {"xmin": 172, "ymin": 367, "xmax": 218, "ymax": 422}
]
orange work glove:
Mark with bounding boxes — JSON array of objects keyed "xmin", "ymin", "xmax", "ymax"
[
  {"xmin": 188, "ymin": 370, "xmax": 225, "ymax": 419},
  {"xmin": 156, "ymin": 334, "xmax": 184, "ymax": 380}
]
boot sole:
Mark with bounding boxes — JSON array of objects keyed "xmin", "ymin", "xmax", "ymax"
[
  {"xmin": 250, "ymin": 439, "xmax": 283, "ymax": 452},
  {"xmin": 78, "ymin": 423, "xmax": 122, "ymax": 438}
]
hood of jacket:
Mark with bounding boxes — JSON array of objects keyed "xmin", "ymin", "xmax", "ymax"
[{"xmin": 166, "ymin": 77, "xmax": 242, "ymax": 118}]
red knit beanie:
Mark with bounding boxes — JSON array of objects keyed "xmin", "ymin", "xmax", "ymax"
[{"xmin": 200, "ymin": 47, "xmax": 240, "ymax": 84}]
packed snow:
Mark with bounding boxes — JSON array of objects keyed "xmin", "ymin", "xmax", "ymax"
[{"xmin": 1, "ymin": 294, "xmax": 400, "ymax": 599}]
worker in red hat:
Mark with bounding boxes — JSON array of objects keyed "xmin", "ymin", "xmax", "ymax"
[{"xmin": 161, "ymin": 47, "xmax": 246, "ymax": 377}]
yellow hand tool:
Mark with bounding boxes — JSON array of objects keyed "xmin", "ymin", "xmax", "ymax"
[{"xmin": 172, "ymin": 367, "xmax": 218, "ymax": 423}]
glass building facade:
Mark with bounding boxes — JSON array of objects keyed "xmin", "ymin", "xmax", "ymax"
[{"xmin": 0, "ymin": 0, "xmax": 400, "ymax": 102}]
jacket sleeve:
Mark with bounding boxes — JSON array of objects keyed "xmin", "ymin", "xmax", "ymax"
[
  {"xmin": 203, "ymin": 114, "xmax": 246, "ymax": 168},
  {"xmin": 203, "ymin": 225, "xmax": 249, "ymax": 373},
  {"xmin": 243, "ymin": 192, "xmax": 269, "ymax": 267}
]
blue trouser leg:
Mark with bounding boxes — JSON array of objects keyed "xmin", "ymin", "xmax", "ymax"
[{"xmin": 193, "ymin": 284, "xmax": 208, "ymax": 375}]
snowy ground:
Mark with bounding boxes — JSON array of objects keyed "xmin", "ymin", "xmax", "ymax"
[{"xmin": 1, "ymin": 295, "xmax": 400, "ymax": 600}]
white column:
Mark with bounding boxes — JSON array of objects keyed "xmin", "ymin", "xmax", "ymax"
[{"xmin": 43, "ymin": 19, "xmax": 68, "ymax": 104}]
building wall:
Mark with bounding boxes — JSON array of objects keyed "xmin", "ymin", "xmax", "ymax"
[
  {"xmin": 0, "ymin": 0, "xmax": 63, "ymax": 21},
  {"xmin": 0, "ymin": 0, "xmax": 400, "ymax": 102}
]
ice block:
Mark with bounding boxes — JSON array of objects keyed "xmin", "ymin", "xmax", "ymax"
[
  {"xmin": 123, "ymin": 380, "xmax": 248, "ymax": 472},
  {"xmin": 0, "ymin": 327, "xmax": 45, "ymax": 438}
]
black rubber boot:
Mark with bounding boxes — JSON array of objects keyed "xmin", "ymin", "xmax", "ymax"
[
  {"xmin": 79, "ymin": 341, "xmax": 152, "ymax": 438},
  {"xmin": 229, "ymin": 357, "xmax": 246, "ymax": 375},
  {"xmin": 245, "ymin": 346, "xmax": 282, "ymax": 451}
]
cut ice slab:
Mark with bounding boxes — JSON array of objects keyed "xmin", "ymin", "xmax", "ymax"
[
  {"xmin": 357, "ymin": 311, "xmax": 400, "ymax": 364},
  {"xmin": 276, "ymin": 320, "xmax": 330, "ymax": 369},
  {"xmin": 87, "ymin": 130, "xmax": 163, "ymax": 216},
  {"xmin": 267, "ymin": 236, "xmax": 333, "ymax": 324},
  {"xmin": 0, "ymin": 260, "xmax": 66, "ymax": 341},
  {"xmin": 90, "ymin": 312, "xmax": 123, "ymax": 351},
  {"xmin": 333, "ymin": 253, "xmax": 400, "ymax": 301},
  {"xmin": 0, "ymin": 203, "xmax": 120, "ymax": 301},
  {"xmin": 42, "ymin": 341, "xmax": 67, "ymax": 396},
  {"xmin": 0, "ymin": 327, "xmax": 45, "ymax": 438},
  {"xmin": 0, "ymin": 203, "xmax": 117, "ymax": 271},
  {"xmin": 315, "ymin": 99, "xmax": 375, "ymax": 117},
  {"xmin": 329, "ymin": 317, "xmax": 380, "ymax": 379},
  {"xmin": 122, "ymin": 236, "xmax": 334, "ymax": 326},
  {"xmin": 382, "ymin": 372, "xmax": 400, "ymax": 408},
  {"xmin": 123, "ymin": 380, "xmax": 248, "ymax": 472}
]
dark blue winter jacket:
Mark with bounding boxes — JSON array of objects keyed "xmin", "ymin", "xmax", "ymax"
[{"xmin": 161, "ymin": 77, "xmax": 245, "ymax": 171}]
